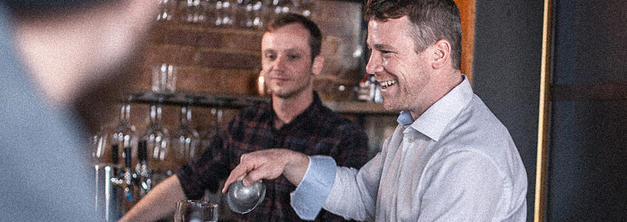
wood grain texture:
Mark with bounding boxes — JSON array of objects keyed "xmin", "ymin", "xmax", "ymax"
[{"xmin": 454, "ymin": 0, "xmax": 476, "ymax": 84}]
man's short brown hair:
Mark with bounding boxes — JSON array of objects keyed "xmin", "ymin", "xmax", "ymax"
[
  {"xmin": 365, "ymin": 0, "xmax": 462, "ymax": 69},
  {"xmin": 265, "ymin": 13, "xmax": 323, "ymax": 60}
]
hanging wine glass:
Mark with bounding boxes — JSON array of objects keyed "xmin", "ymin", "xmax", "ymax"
[
  {"xmin": 111, "ymin": 96, "xmax": 138, "ymax": 167},
  {"xmin": 141, "ymin": 101, "xmax": 172, "ymax": 186},
  {"xmin": 91, "ymin": 125, "xmax": 112, "ymax": 165},
  {"xmin": 172, "ymin": 97, "xmax": 200, "ymax": 166},
  {"xmin": 199, "ymin": 107, "xmax": 223, "ymax": 157}
]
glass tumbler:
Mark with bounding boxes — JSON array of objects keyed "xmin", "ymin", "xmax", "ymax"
[
  {"xmin": 152, "ymin": 64, "xmax": 177, "ymax": 94},
  {"xmin": 174, "ymin": 200, "xmax": 219, "ymax": 222}
]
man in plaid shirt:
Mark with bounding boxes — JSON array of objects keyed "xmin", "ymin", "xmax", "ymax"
[{"xmin": 121, "ymin": 13, "xmax": 369, "ymax": 221}]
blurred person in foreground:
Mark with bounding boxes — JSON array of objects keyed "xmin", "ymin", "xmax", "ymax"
[
  {"xmin": 120, "ymin": 13, "xmax": 369, "ymax": 222},
  {"xmin": 223, "ymin": 0, "xmax": 528, "ymax": 221},
  {"xmin": 0, "ymin": 0, "xmax": 158, "ymax": 221}
]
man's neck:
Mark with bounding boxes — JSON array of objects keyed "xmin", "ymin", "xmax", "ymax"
[
  {"xmin": 272, "ymin": 91, "xmax": 314, "ymax": 129},
  {"xmin": 409, "ymin": 70, "xmax": 463, "ymax": 120}
]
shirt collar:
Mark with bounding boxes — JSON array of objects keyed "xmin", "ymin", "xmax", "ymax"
[{"xmin": 398, "ymin": 75, "xmax": 473, "ymax": 141}]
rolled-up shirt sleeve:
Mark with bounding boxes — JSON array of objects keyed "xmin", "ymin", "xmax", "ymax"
[{"xmin": 290, "ymin": 155, "xmax": 337, "ymax": 220}]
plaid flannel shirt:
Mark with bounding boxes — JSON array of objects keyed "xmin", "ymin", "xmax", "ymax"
[{"xmin": 177, "ymin": 92, "xmax": 369, "ymax": 221}]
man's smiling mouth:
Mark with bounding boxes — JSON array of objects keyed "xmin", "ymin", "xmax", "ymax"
[{"xmin": 380, "ymin": 80, "xmax": 397, "ymax": 89}]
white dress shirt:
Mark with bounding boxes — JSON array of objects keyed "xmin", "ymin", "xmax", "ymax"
[{"xmin": 291, "ymin": 76, "xmax": 527, "ymax": 221}]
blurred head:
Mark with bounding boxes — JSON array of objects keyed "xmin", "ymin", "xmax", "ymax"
[
  {"xmin": 261, "ymin": 14, "xmax": 324, "ymax": 100},
  {"xmin": 7, "ymin": 0, "xmax": 159, "ymax": 132},
  {"xmin": 365, "ymin": 0, "xmax": 461, "ymax": 69},
  {"xmin": 11, "ymin": 0, "xmax": 158, "ymax": 106}
]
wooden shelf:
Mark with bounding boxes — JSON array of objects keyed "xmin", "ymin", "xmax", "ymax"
[
  {"xmin": 128, "ymin": 91, "xmax": 397, "ymax": 115},
  {"xmin": 323, "ymin": 100, "xmax": 396, "ymax": 115},
  {"xmin": 155, "ymin": 22, "xmax": 264, "ymax": 36}
]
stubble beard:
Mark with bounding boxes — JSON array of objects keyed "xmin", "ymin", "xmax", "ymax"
[
  {"xmin": 383, "ymin": 84, "xmax": 411, "ymax": 112},
  {"xmin": 271, "ymin": 78, "xmax": 311, "ymax": 100}
]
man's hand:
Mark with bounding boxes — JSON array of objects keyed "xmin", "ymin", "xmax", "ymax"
[{"xmin": 222, "ymin": 149, "xmax": 309, "ymax": 193}]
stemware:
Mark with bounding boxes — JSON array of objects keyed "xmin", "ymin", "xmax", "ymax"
[
  {"xmin": 199, "ymin": 107, "xmax": 223, "ymax": 156},
  {"xmin": 134, "ymin": 140, "xmax": 152, "ymax": 201},
  {"xmin": 91, "ymin": 125, "xmax": 110, "ymax": 165},
  {"xmin": 111, "ymin": 97, "xmax": 137, "ymax": 166},
  {"xmin": 172, "ymin": 99, "xmax": 200, "ymax": 165},
  {"xmin": 141, "ymin": 102, "xmax": 172, "ymax": 186}
]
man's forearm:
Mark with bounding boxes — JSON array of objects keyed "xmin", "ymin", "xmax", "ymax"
[
  {"xmin": 119, "ymin": 175, "xmax": 186, "ymax": 222},
  {"xmin": 282, "ymin": 151, "xmax": 310, "ymax": 186}
]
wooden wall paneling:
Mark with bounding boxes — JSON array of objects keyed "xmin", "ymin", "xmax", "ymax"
[{"xmin": 454, "ymin": 0, "xmax": 476, "ymax": 83}]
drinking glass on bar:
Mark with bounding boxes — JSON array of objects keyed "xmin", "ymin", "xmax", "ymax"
[{"xmin": 174, "ymin": 200, "xmax": 219, "ymax": 222}]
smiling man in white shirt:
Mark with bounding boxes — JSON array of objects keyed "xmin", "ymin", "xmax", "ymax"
[{"xmin": 222, "ymin": 0, "xmax": 528, "ymax": 221}]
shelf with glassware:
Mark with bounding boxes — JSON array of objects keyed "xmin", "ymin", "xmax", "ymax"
[
  {"xmin": 154, "ymin": 0, "xmax": 319, "ymax": 34},
  {"xmin": 126, "ymin": 90, "xmax": 397, "ymax": 115}
]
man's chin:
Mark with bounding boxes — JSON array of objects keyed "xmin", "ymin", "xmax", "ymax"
[
  {"xmin": 382, "ymin": 99, "xmax": 404, "ymax": 112},
  {"xmin": 270, "ymin": 89, "xmax": 293, "ymax": 99}
]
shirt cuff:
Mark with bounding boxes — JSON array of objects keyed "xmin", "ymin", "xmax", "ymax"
[{"xmin": 290, "ymin": 155, "xmax": 337, "ymax": 220}]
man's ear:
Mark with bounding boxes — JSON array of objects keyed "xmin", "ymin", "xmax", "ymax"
[
  {"xmin": 312, "ymin": 55, "xmax": 325, "ymax": 76},
  {"xmin": 431, "ymin": 39, "xmax": 451, "ymax": 69}
]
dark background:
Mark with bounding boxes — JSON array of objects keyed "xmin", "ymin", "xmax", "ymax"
[{"xmin": 473, "ymin": 0, "xmax": 626, "ymax": 221}]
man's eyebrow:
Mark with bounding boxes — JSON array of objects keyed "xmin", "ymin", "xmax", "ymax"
[
  {"xmin": 373, "ymin": 44, "xmax": 396, "ymax": 51},
  {"xmin": 263, "ymin": 48, "xmax": 307, "ymax": 56},
  {"xmin": 263, "ymin": 49, "xmax": 276, "ymax": 54},
  {"xmin": 284, "ymin": 48, "xmax": 306, "ymax": 54}
]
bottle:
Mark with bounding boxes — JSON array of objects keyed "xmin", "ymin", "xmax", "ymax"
[
  {"xmin": 370, "ymin": 74, "xmax": 383, "ymax": 103},
  {"xmin": 134, "ymin": 140, "xmax": 152, "ymax": 200},
  {"xmin": 111, "ymin": 144, "xmax": 120, "ymax": 176},
  {"xmin": 357, "ymin": 74, "xmax": 372, "ymax": 101},
  {"xmin": 120, "ymin": 147, "xmax": 136, "ymax": 213},
  {"xmin": 108, "ymin": 144, "xmax": 123, "ymax": 220}
]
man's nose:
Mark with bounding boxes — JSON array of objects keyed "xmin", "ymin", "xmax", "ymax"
[
  {"xmin": 273, "ymin": 54, "xmax": 288, "ymax": 70},
  {"xmin": 365, "ymin": 51, "xmax": 383, "ymax": 74}
]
